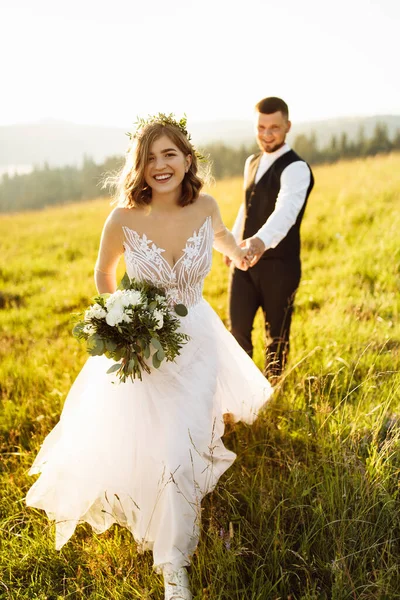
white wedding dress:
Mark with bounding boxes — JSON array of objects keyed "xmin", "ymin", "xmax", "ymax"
[{"xmin": 26, "ymin": 216, "xmax": 273, "ymax": 572}]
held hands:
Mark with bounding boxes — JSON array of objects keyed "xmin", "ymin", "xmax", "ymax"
[
  {"xmin": 242, "ymin": 236, "xmax": 266, "ymax": 267},
  {"xmin": 224, "ymin": 236, "xmax": 266, "ymax": 270},
  {"xmin": 231, "ymin": 245, "xmax": 250, "ymax": 271}
]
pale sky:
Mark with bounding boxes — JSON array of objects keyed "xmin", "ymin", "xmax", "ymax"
[{"xmin": 1, "ymin": 0, "xmax": 399, "ymax": 128}]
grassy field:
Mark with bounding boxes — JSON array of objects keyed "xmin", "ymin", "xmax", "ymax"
[{"xmin": 1, "ymin": 153, "xmax": 400, "ymax": 599}]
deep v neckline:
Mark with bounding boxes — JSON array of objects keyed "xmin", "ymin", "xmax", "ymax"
[{"xmin": 122, "ymin": 215, "xmax": 212, "ymax": 271}]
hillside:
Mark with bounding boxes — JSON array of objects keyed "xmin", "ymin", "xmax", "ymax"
[
  {"xmin": 1, "ymin": 154, "xmax": 400, "ymax": 598},
  {"xmin": 1, "ymin": 114, "xmax": 399, "ymax": 171}
]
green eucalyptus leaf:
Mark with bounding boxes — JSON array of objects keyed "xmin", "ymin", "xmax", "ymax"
[
  {"xmin": 87, "ymin": 334, "xmax": 105, "ymax": 356},
  {"xmin": 151, "ymin": 337, "xmax": 162, "ymax": 351},
  {"xmin": 152, "ymin": 353, "xmax": 161, "ymax": 369},
  {"xmin": 107, "ymin": 363, "xmax": 121, "ymax": 374},
  {"xmin": 143, "ymin": 345, "xmax": 151, "ymax": 359},
  {"xmin": 113, "ymin": 348, "xmax": 124, "ymax": 361},
  {"xmin": 88, "ymin": 342, "xmax": 105, "ymax": 356},
  {"xmin": 174, "ymin": 303, "xmax": 188, "ymax": 317},
  {"xmin": 105, "ymin": 339, "xmax": 117, "ymax": 352},
  {"xmin": 157, "ymin": 347, "xmax": 165, "ymax": 361}
]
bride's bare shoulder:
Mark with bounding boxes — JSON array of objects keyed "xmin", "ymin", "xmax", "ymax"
[
  {"xmin": 107, "ymin": 206, "xmax": 132, "ymax": 225},
  {"xmin": 105, "ymin": 206, "xmax": 145, "ymax": 230},
  {"xmin": 198, "ymin": 193, "xmax": 219, "ymax": 216}
]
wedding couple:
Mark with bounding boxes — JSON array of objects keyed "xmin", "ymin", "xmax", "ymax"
[{"xmin": 26, "ymin": 97, "xmax": 314, "ymax": 600}]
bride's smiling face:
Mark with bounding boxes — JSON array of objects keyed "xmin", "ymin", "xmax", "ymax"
[{"xmin": 144, "ymin": 135, "xmax": 192, "ymax": 194}]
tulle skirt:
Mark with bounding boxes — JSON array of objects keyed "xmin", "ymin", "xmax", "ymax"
[{"xmin": 26, "ymin": 299, "xmax": 273, "ymax": 571}]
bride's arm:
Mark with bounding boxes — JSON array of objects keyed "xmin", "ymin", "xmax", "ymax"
[
  {"xmin": 94, "ymin": 210, "xmax": 125, "ymax": 294},
  {"xmin": 206, "ymin": 195, "xmax": 248, "ymax": 269}
]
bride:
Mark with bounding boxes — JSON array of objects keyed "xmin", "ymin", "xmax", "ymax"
[{"xmin": 26, "ymin": 114, "xmax": 273, "ymax": 600}]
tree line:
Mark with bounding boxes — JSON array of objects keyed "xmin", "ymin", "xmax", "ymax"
[
  {"xmin": 292, "ymin": 122, "xmax": 400, "ymax": 165},
  {"xmin": 0, "ymin": 123, "xmax": 399, "ymax": 213}
]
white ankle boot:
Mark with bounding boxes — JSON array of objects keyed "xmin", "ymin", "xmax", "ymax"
[{"xmin": 163, "ymin": 566, "xmax": 192, "ymax": 600}]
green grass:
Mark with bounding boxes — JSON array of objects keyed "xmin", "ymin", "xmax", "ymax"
[{"xmin": 1, "ymin": 153, "xmax": 400, "ymax": 599}]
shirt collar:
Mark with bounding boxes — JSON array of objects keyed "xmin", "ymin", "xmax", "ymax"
[{"xmin": 261, "ymin": 142, "xmax": 290, "ymax": 162}]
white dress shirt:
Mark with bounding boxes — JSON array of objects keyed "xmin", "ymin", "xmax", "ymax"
[{"xmin": 231, "ymin": 143, "xmax": 311, "ymax": 250}]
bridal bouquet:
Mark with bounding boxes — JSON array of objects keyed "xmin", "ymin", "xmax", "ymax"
[{"xmin": 72, "ymin": 273, "xmax": 189, "ymax": 383}]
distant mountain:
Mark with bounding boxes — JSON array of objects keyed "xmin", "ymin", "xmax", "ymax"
[
  {"xmin": 288, "ymin": 115, "xmax": 400, "ymax": 148},
  {"xmin": 0, "ymin": 121, "xmax": 128, "ymax": 170},
  {"xmin": 194, "ymin": 115, "xmax": 400, "ymax": 148},
  {"xmin": 1, "ymin": 115, "xmax": 399, "ymax": 171}
]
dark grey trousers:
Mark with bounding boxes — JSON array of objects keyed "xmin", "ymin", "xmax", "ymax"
[{"xmin": 229, "ymin": 257, "xmax": 301, "ymax": 378}]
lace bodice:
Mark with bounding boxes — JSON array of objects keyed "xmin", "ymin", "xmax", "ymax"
[{"xmin": 123, "ymin": 216, "xmax": 213, "ymax": 308}]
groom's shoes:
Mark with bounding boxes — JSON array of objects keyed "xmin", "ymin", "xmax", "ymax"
[{"xmin": 163, "ymin": 566, "xmax": 192, "ymax": 600}]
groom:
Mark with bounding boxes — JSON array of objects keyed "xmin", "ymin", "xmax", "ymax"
[{"xmin": 227, "ymin": 97, "xmax": 314, "ymax": 381}]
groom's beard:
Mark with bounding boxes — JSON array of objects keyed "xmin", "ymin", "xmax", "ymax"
[{"xmin": 259, "ymin": 139, "xmax": 286, "ymax": 154}]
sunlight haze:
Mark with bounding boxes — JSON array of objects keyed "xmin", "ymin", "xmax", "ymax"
[{"xmin": 1, "ymin": 0, "xmax": 399, "ymax": 128}]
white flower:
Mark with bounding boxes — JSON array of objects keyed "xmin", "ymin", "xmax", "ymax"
[
  {"xmin": 105, "ymin": 311, "xmax": 118, "ymax": 327},
  {"xmin": 153, "ymin": 309, "xmax": 164, "ymax": 330},
  {"xmin": 85, "ymin": 303, "xmax": 107, "ymax": 321},
  {"xmin": 122, "ymin": 290, "xmax": 143, "ymax": 308},
  {"xmin": 106, "ymin": 305, "xmax": 125, "ymax": 326},
  {"xmin": 105, "ymin": 290, "xmax": 123, "ymax": 310}
]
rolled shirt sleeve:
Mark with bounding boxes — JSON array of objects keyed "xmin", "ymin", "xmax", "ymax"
[{"xmin": 255, "ymin": 161, "xmax": 311, "ymax": 250}]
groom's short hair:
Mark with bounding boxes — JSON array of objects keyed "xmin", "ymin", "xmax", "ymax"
[{"xmin": 255, "ymin": 97, "xmax": 289, "ymax": 120}]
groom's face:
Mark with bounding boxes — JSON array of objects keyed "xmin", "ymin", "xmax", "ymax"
[{"xmin": 256, "ymin": 111, "xmax": 291, "ymax": 153}]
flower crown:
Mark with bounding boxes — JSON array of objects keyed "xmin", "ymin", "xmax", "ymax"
[
  {"xmin": 126, "ymin": 112, "xmax": 205, "ymax": 162},
  {"xmin": 126, "ymin": 112, "xmax": 192, "ymax": 142}
]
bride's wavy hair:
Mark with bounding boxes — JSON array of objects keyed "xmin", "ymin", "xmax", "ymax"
[{"xmin": 108, "ymin": 122, "xmax": 204, "ymax": 208}]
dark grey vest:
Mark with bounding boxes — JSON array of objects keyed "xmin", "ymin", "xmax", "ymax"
[{"xmin": 243, "ymin": 149, "xmax": 314, "ymax": 259}]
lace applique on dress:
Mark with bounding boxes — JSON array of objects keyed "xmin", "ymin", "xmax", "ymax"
[
  {"xmin": 181, "ymin": 230, "xmax": 204, "ymax": 270},
  {"xmin": 123, "ymin": 216, "xmax": 213, "ymax": 308},
  {"xmin": 138, "ymin": 235, "xmax": 165, "ymax": 268}
]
